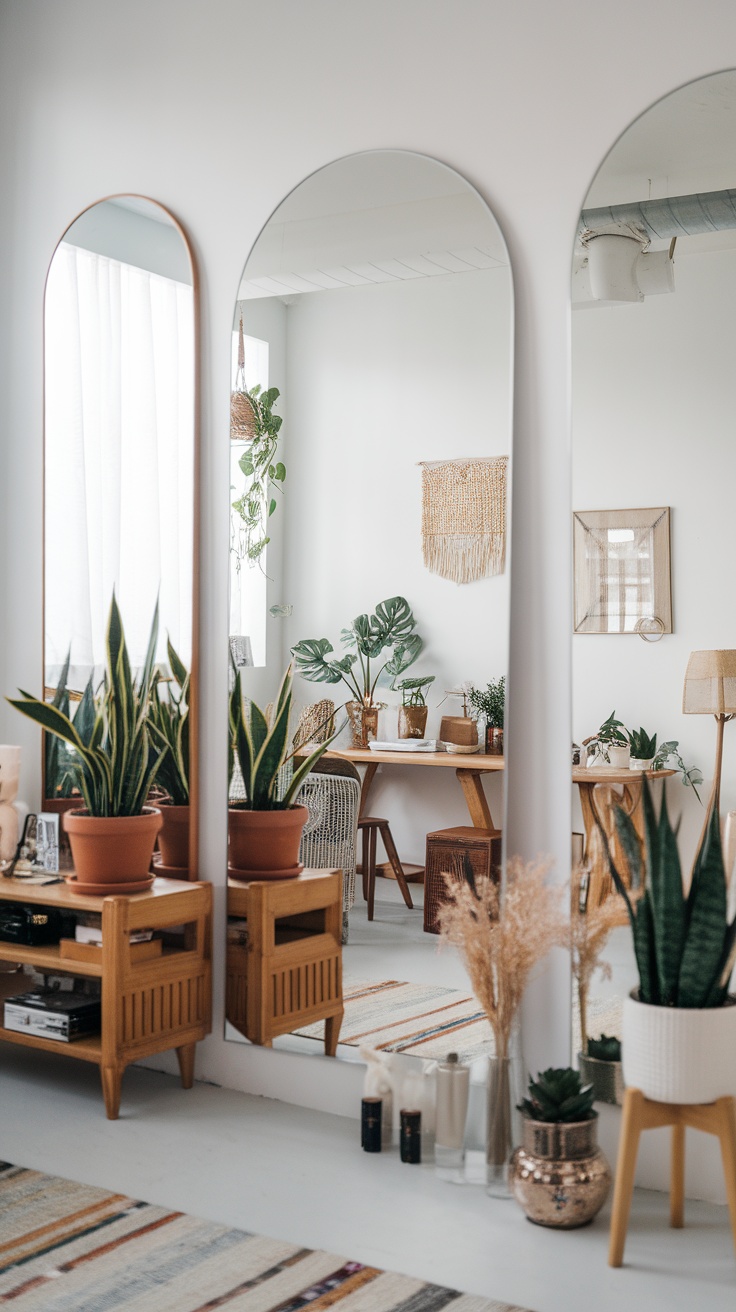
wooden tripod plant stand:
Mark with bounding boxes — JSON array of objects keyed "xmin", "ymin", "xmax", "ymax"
[{"xmin": 609, "ymin": 1087, "xmax": 736, "ymax": 1267}]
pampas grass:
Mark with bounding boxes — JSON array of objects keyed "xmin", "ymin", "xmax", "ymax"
[
  {"xmin": 570, "ymin": 865, "xmax": 623, "ymax": 1055},
  {"xmin": 437, "ymin": 855, "xmax": 567, "ymax": 1061}
]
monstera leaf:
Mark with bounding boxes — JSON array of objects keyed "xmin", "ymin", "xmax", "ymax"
[
  {"xmin": 291, "ymin": 638, "xmax": 357, "ymax": 685},
  {"xmin": 370, "ymin": 596, "xmax": 417, "ymax": 648},
  {"xmin": 383, "ymin": 635, "xmax": 423, "ymax": 683}
]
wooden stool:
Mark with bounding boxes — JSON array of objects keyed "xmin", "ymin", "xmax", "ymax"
[
  {"xmin": 609, "ymin": 1087, "xmax": 736, "ymax": 1267},
  {"xmin": 358, "ymin": 817, "xmax": 414, "ymax": 921}
]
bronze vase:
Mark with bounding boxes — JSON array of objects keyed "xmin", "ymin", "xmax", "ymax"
[
  {"xmin": 398, "ymin": 705, "xmax": 428, "ymax": 739},
  {"xmin": 346, "ymin": 701, "xmax": 380, "ymax": 749},
  {"xmin": 509, "ymin": 1115, "xmax": 611, "ymax": 1228},
  {"xmin": 484, "ymin": 726, "xmax": 504, "ymax": 756}
]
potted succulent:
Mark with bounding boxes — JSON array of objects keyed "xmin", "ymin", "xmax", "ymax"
[
  {"xmin": 510, "ymin": 1068, "xmax": 611, "ymax": 1228},
  {"xmin": 467, "ymin": 677, "xmax": 505, "ymax": 755},
  {"xmin": 7, "ymin": 596, "xmax": 165, "ymax": 888},
  {"xmin": 292, "ymin": 596, "xmax": 422, "ymax": 748},
  {"xmin": 626, "ymin": 725, "xmax": 657, "ymax": 771},
  {"xmin": 228, "ymin": 664, "xmax": 336, "ymax": 879},
  {"xmin": 231, "ymin": 382, "xmax": 286, "ymax": 569},
  {"xmin": 394, "ymin": 674, "xmax": 435, "ymax": 739},
  {"xmin": 147, "ymin": 639, "xmax": 190, "ymax": 873},
  {"xmin": 570, "ymin": 864, "xmax": 624, "ymax": 1104},
  {"xmin": 608, "ymin": 781, "xmax": 736, "ymax": 1103}
]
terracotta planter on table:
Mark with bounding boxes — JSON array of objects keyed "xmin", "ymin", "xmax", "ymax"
[
  {"xmin": 63, "ymin": 807, "xmax": 162, "ymax": 885},
  {"xmin": 157, "ymin": 804, "xmax": 190, "ymax": 871},
  {"xmin": 228, "ymin": 804, "xmax": 308, "ymax": 880}
]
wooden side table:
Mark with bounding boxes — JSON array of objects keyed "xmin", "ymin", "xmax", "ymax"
[
  {"xmin": 226, "ymin": 868, "xmax": 343, "ymax": 1055},
  {"xmin": 609, "ymin": 1087, "xmax": 736, "ymax": 1266}
]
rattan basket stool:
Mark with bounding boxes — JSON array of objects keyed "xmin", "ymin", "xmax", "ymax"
[
  {"xmin": 424, "ymin": 825, "xmax": 501, "ymax": 934},
  {"xmin": 609, "ymin": 1087, "xmax": 736, "ymax": 1266}
]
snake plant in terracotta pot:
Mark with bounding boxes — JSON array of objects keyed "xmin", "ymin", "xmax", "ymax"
[
  {"xmin": 147, "ymin": 639, "xmax": 190, "ymax": 873},
  {"xmin": 291, "ymin": 596, "xmax": 422, "ymax": 748},
  {"xmin": 606, "ymin": 780, "xmax": 736, "ymax": 1103},
  {"xmin": 7, "ymin": 595, "xmax": 166, "ymax": 888},
  {"xmin": 228, "ymin": 664, "xmax": 336, "ymax": 879}
]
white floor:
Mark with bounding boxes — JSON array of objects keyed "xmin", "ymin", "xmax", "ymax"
[{"xmin": 1, "ymin": 1046, "xmax": 735, "ymax": 1312}]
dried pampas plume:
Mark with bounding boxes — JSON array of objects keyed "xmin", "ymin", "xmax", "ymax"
[
  {"xmin": 570, "ymin": 864, "xmax": 623, "ymax": 1054},
  {"xmin": 437, "ymin": 855, "xmax": 567, "ymax": 1061}
]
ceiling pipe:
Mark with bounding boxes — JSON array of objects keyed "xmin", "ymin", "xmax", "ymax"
[{"xmin": 580, "ymin": 188, "xmax": 736, "ymax": 241}]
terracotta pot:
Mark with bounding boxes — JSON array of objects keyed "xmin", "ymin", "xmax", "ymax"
[
  {"xmin": 63, "ymin": 807, "xmax": 163, "ymax": 884},
  {"xmin": 346, "ymin": 701, "xmax": 380, "ymax": 749},
  {"xmin": 228, "ymin": 804, "xmax": 308, "ymax": 879},
  {"xmin": 622, "ymin": 991, "xmax": 736, "ymax": 1103},
  {"xmin": 398, "ymin": 705, "xmax": 428, "ymax": 740},
  {"xmin": 509, "ymin": 1115, "xmax": 611, "ymax": 1229},
  {"xmin": 484, "ymin": 726, "xmax": 504, "ymax": 756},
  {"xmin": 157, "ymin": 804, "xmax": 190, "ymax": 869}
]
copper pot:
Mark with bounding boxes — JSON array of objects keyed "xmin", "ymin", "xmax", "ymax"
[
  {"xmin": 398, "ymin": 705, "xmax": 428, "ymax": 739},
  {"xmin": 484, "ymin": 726, "xmax": 504, "ymax": 756},
  {"xmin": 346, "ymin": 701, "xmax": 380, "ymax": 749},
  {"xmin": 509, "ymin": 1115, "xmax": 611, "ymax": 1229}
]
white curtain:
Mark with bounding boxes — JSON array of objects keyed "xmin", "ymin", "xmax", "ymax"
[{"xmin": 44, "ymin": 242, "xmax": 194, "ymax": 688}]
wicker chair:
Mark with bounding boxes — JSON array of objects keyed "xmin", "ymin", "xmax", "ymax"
[{"xmin": 297, "ymin": 760, "xmax": 360, "ymax": 943}]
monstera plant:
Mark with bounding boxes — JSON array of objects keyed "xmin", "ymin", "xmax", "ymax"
[{"xmin": 291, "ymin": 596, "xmax": 422, "ymax": 748}]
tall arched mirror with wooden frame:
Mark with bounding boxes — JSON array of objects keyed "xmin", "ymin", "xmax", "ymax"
[
  {"xmin": 224, "ymin": 150, "xmax": 513, "ymax": 1084},
  {"xmin": 42, "ymin": 195, "xmax": 199, "ymax": 879}
]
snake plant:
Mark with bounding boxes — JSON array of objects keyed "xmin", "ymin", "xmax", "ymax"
[
  {"xmin": 519, "ymin": 1068, "xmax": 596, "ymax": 1123},
  {"xmin": 609, "ymin": 780, "xmax": 736, "ymax": 1008},
  {"xmin": 229, "ymin": 665, "xmax": 336, "ymax": 811},
  {"xmin": 291, "ymin": 596, "xmax": 422, "ymax": 707},
  {"xmin": 8, "ymin": 595, "xmax": 165, "ymax": 817},
  {"xmin": 148, "ymin": 638, "xmax": 189, "ymax": 805}
]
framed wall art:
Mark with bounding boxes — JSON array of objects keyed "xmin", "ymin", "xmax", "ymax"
[{"xmin": 573, "ymin": 506, "xmax": 672, "ymax": 635}]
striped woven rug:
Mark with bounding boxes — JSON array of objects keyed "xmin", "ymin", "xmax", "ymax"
[
  {"xmin": 294, "ymin": 980, "xmax": 495, "ymax": 1061},
  {"xmin": 0, "ymin": 1164, "xmax": 529, "ymax": 1311}
]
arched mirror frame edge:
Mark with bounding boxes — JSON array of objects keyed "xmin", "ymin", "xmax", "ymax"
[{"xmin": 41, "ymin": 193, "xmax": 201, "ymax": 880}]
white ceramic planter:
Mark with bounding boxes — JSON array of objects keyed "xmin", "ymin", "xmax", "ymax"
[
  {"xmin": 608, "ymin": 745, "xmax": 630, "ymax": 769},
  {"xmin": 629, "ymin": 756, "xmax": 654, "ymax": 771},
  {"xmin": 622, "ymin": 993, "xmax": 736, "ymax": 1104}
]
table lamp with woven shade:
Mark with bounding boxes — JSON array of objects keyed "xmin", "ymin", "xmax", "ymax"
[{"xmin": 682, "ymin": 650, "xmax": 736, "ymax": 816}]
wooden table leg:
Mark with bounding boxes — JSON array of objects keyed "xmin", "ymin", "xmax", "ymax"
[
  {"xmin": 358, "ymin": 762, "xmax": 379, "ymax": 818},
  {"xmin": 176, "ymin": 1042, "xmax": 196, "ymax": 1089},
  {"xmin": 325, "ymin": 1010, "xmax": 343, "ymax": 1057},
  {"xmin": 714, "ymin": 1097, "xmax": 736, "ymax": 1255},
  {"xmin": 101, "ymin": 1064, "xmax": 122, "ymax": 1120},
  {"xmin": 609, "ymin": 1087, "xmax": 646, "ymax": 1267},
  {"xmin": 670, "ymin": 1122, "xmax": 685, "ymax": 1228},
  {"xmin": 456, "ymin": 769, "xmax": 495, "ymax": 829}
]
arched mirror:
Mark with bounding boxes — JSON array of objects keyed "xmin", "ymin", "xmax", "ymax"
[
  {"xmin": 571, "ymin": 73, "xmax": 736, "ymax": 1087},
  {"xmin": 43, "ymin": 196, "xmax": 199, "ymax": 877},
  {"xmin": 224, "ymin": 151, "xmax": 513, "ymax": 1082}
]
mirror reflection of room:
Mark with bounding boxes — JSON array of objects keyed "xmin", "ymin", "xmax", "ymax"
[
  {"xmin": 571, "ymin": 72, "xmax": 736, "ymax": 1094},
  {"xmin": 43, "ymin": 197, "xmax": 197, "ymax": 879},
  {"xmin": 225, "ymin": 151, "xmax": 512, "ymax": 1074}
]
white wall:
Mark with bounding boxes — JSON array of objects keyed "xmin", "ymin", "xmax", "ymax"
[
  {"xmin": 283, "ymin": 269, "xmax": 511, "ymax": 859},
  {"xmin": 4, "ymin": 0, "xmax": 736, "ymax": 1201},
  {"xmin": 573, "ymin": 247, "xmax": 736, "ymax": 859}
]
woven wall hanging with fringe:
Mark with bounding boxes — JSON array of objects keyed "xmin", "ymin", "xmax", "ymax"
[{"xmin": 420, "ymin": 456, "xmax": 508, "ymax": 584}]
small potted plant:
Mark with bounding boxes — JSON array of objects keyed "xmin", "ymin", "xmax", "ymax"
[
  {"xmin": 467, "ymin": 677, "xmax": 505, "ymax": 755},
  {"xmin": 228, "ymin": 664, "xmax": 336, "ymax": 878},
  {"xmin": 394, "ymin": 674, "xmax": 435, "ymax": 739},
  {"xmin": 582, "ymin": 710, "xmax": 629, "ymax": 768},
  {"xmin": 7, "ymin": 595, "xmax": 165, "ymax": 888},
  {"xmin": 570, "ymin": 864, "xmax": 624, "ymax": 1104},
  {"xmin": 292, "ymin": 596, "xmax": 422, "ymax": 748},
  {"xmin": 509, "ymin": 1068, "xmax": 611, "ymax": 1228},
  {"xmin": 147, "ymin": 638, "xmax": 190, "ymax": 873},
  {"xmin": 607, "ymin": 782, "xmax": 736, "ymax": 1104},
  {"xmin": 579, "ymin": 1035, "xmax": 623, "ymax": 1107},
  {"xmin": 626, "ymin": 725, "xmax": 657, "ymax": 771}
]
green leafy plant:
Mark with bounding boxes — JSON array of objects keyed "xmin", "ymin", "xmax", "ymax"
[
  {"xmin": 395, "ymin": 674, "xmax": 435, "ymax": 707},
  {"xmin": 229, "ymin": 665, "xmax": 337, "ymax": 810},
  {"xmin": 231, "ymin": 383, "xmax": 285, "ymax": 568},
  {"xmin": 291, "ymin": 596, "xmax": 422, "ymax": 709},
  {"xmin": 467, "ymin": 677, "xmax": 505, "ymax": 729},
  {"xmin": 8, "ymin": 595, "xmax": 165, "ymax": 817},
  {"xmin": 148, "ymin": 639, "xmax": 190, "ymax": 806},
  {"xmin": 584, "ymin": 709, "xmax": 627, "ymax": 761},
  {"xmin": 587, "ymin": 1034, "xmax": 621, "ymax": 1062},
  {"xmin": 518, "ymin": 1067, "xmax": 596, "ymax": 1123},
  {"xmin": 607, "ymin": 780, "xmax": 736, "ymax": 1008},
  {"xmin": 651, "ymin": 739, "xmax": 703, "ymax": 799},
  {"xmin": 626, "ymin": 725, "xmax": 657, "ymax": 761},
  {"xmin": 44, "ymin": 649, "xmax": 96, "ymax": 799}
]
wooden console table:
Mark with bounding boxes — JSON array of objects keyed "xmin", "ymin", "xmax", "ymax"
[
  {"xmin": 0, "ymin": 876, "xmax": 212, "ymax": 1119},
  {"xmin": 332, "ymin": 748, "xmax": 504, "ymax": 830},
  {"xmin": 226, "ymin": 868, "xmax": 343, "ymax": 1055}
]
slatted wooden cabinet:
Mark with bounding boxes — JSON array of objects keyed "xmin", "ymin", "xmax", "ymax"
[
  {"xmin": 0, "ymin": 876, "xmax": 212, "ymax": 1119},
  {"xmin": 226, "ymin": 869, "xmax": 343, "ymax": 1055}
]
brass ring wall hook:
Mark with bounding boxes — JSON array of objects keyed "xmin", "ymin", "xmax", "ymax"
[{"xmin": 634, "ymin": 616, "xmax": 665, "ymax": 643}]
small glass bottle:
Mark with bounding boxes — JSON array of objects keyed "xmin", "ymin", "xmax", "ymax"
[
  {"xmin": 435, "ymin": 1052, "xmax": 470, "ymax": 1182},
  {"xmin": 361, "ymin": 1097, "xmax": 383, "ymax": 1153},
  {"xmin": 400, "ymin": 1109, "xmax": 422, "ymax": 1163}
]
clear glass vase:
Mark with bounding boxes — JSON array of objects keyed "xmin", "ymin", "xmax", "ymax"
[{"xmin": 486, "ymin": 1041, "xmax": 523, "ymax": 1197}]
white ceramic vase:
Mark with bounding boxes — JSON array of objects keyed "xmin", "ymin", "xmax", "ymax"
[
  {"xmin": 629, "ymin": 756, "xmax": 654, "ymax": 771},
  {"xmin": 608, "ymin": 745, "xmax": 630, "ymax": 769},
  {"xmin": 622, "ymin": 993, "xmax": 736, "ymax": 1103}
]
